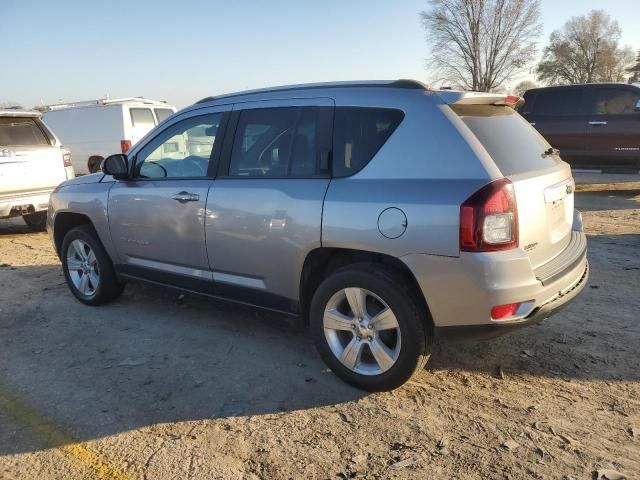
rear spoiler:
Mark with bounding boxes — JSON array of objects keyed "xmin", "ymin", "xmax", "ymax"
[{"xmin": 434, "ymin": 91, "xmax": 524, "ymax": 109}]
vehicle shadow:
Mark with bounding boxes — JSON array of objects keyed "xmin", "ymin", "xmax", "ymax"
[
  {"xmin": 0, "ymin": 217, "xmax": 42, "ymax": 237},
  {"xmin": 0, "ymin": 233, "xmax": 638, "ymax": 456}
]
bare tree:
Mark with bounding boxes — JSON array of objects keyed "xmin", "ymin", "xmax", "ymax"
[
  {"xmin": 421, "ymin": 0, "xmax": 542, "ymax": 92},
  {"xmin": 627, "ymin": 50, "xmax": 640, "ymax": 84},
  {"xmin": 537, "ymin": 10, "xmax": 634, "ymax": 85},
  {"xmin": 0, "ymin": 101, "xmax": 22, "ymax": 109},
  {"xmin": 513, "ymin": 79, "xmax": 537, "ymax": 96}
]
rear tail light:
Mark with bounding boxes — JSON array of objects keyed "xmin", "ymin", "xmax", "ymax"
[
  {"xmin": 460, "ymin": 178, "xmax": 518, "ymax": 251},
  {"xmin": 62, "ymin": 149, "xmax": 72, "ymax": 167},
  {"xmin": 121, "ymin": 140, "xmax": 132, "ymax": 153},
  {"xmin": 491, "ymin": 303, "xmax": 519, "ymax": 320}
]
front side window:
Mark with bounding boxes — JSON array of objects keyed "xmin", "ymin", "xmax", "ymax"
[
  {"xmin": 136, "ymin": 113, "xmax": 223, "ymax": 178},
  {"xmin": 592, "ymin": 88, "xmax": 640, "ymax": 115},
  {"xmin": 332, "ymin": 107, "xmax": 404, "ymax": 177},
  {"xmin": 0, "ymin": 117, "xmax": 49, "ymax": 146},
  {"xmin": 229, "ymin": 107, "xmax": 324, "ymax": 178},
  {"xmin": 532, "ymin": 90, "xmax": 581, "ymax": 116},
  {"xmin": 130, "ymin": 108, "xmax": 156, "ymax": 128}
]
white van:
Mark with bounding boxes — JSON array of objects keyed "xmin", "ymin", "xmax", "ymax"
[{"xmin": 42, "ymin": 98, "xmax": 176, "ymax": 175}]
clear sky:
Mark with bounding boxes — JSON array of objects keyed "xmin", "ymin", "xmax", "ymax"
[{"xmin": 2, "ymin": 0, "xmax": 639, "ymax": 108}]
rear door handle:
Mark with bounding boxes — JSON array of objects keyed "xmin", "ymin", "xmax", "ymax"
[
  {"xmin": 588, "ymin": 121, "xmax": 607, "ymax": 126},
  {"xmin": 171, "ymin": 191, "xmax": 200, "ymax": 203}
]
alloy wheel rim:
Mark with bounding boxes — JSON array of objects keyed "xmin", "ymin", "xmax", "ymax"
[
  {"xmin": 323, "ymin": 287, "xmax": 401, "ymax": 376},
  {"xmin": 66, "ymin": 239, "xmax": 100, "ymax": 296}
]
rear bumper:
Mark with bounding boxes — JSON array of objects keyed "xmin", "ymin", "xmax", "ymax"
[
  {"xmin": 401, "ymin": 227, "xmax": 589, "ymax": 340},
  {"xmin": 436, "ymin": 261, "xmax": 588, "ymax": 340},
  {"xmin": 0, "ymin": 191, "xmax": 52, "ymax": 219}
]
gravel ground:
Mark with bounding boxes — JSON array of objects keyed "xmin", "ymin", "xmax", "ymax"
[{"xmin": 0, "ymin": 182, "xmax": 638, "ymax": 480}]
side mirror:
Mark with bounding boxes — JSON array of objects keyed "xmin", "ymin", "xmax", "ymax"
[
  {"xmin": 635, "ymin": 100, "xmax": 640, "ymax": 112},
  {"xmin": 102, "ymin": 154, "xmax": 129, "ymax": 180}
]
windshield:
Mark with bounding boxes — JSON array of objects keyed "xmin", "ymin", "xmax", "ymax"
[{"xmin": 450, "ymin": 104, "xmax": 559, "ymax": 176}]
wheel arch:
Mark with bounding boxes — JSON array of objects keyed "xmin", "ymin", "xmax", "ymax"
[
  {"xmin": 299, "ymin": 247, "xmax": 434, "ymax": 333},
  {"xmin": 53, "ymin": 212, "xmax": 95, "ymax": 258}
]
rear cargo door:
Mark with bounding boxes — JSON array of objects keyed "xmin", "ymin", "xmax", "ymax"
[
  {"xmin": 451, "ymin": 104, "xmax": 574, "ymax": 268},
  {"xmin": 0, "ymin": 116, "xmax": 66, "ymax": 196}
]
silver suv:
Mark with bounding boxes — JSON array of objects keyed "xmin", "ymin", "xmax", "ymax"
[{"xmin": 47, "ymin": 80, "xmax": 588, "ymax": 391}]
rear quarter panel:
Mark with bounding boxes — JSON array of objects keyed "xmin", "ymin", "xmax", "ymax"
[{"xmin": 322, "ymin": 90, "xmax": 496, "ymax": 257}]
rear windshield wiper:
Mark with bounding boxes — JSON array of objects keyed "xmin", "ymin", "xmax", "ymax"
[{"xmin": 542, "ymin": 147, "xmax": 560, "ymax": 158}]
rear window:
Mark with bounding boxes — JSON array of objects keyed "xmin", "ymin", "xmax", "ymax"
[
  {"xmin": 332, "ymin": 107, "xmax": 404, "ymax": 177},
  {"xmin": 451, "ymin": 104, "xmax": 559, "ymax": 176},
  {"xmin": 0, "ymin": 117, "xmax": 49, "ymax": 146},
  {"xmin": 154, "ymin": 108, "xmax": 174, "ymax": 123},
  {"xmin": 130, "ymin": 108, "xmax": 156, "ymax": 127},
  {"xmin": 532, "ymin": 90, "xmax": 581, "ymax": 116}
]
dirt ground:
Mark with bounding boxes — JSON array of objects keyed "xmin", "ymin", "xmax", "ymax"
[{"xmin": 0, "ymin": 179, "xmax": 638, "ymax": 480}]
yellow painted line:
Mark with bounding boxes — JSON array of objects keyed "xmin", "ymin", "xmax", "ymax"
[{"xmin": 0, "ymin": 390, "xmax": 131, "ymax": 480}]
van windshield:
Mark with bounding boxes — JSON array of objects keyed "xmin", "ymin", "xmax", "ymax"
[
  {"xmin": 450, "ymin": 104, "xmax": 559, "ymax": 176},
  {"xmin": 0, "ymin": 117, "xmax": 49, "ymax": 146}
]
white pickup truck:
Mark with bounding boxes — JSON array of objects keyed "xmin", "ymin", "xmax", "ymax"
[
  {"xmin": 42, "ymin": 98, "xmax": 176, "ymax": 175},
  {"xmin": 0, "ymin": 109, "xmax": 75, "ymax": 230}
]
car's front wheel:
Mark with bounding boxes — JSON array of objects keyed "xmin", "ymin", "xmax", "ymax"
[
  {"xmin": 310, "ymin": 264, "xmax": 431, "ymax": 391},
  {"xmin": 22, "ymin": 212, "xmax": 47, "ymax": 231},
  {"xmin": 61, "ymin": 225, "xmax": 125, "ymax": 305}
]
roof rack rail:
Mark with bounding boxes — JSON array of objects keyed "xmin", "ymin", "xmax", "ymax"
[
  {"xmin": 196, "ymin": 79, "xmax": 427, "ymax": 104},
  {"xmin": 41, "ymin": 97, "xmax": 167, "ymax": 111}
]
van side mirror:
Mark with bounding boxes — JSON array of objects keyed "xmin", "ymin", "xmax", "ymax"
[{"xmin": 102, "ymin": 154, "xmax": 129, "ymax": 180}]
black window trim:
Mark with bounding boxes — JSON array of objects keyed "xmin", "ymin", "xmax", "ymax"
[
  {"xmin": 126, "ymin": 111, "xmax": 230, "ymax": 182},
  {"xmin": 217, "ymin": 105, "xmax": 333, "ymax": 180}
]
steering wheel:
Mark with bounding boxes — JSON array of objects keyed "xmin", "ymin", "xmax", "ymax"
[{"xmin": 140, "ymin": 161, "xmax": 168, "ymax": 178}]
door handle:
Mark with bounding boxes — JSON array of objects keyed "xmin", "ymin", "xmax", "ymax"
[
  {"xmin": 588, "ymin": 121, "xmax": 607, "ymax": 126},
  {"xmin": 171, "ymin": 191, "xmax": 200, "ymax": 203}
]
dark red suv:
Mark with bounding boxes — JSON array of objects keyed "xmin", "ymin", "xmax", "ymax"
[{"xmin": 520, "ymin": 83, "xmax": 640, "ymax": 171}]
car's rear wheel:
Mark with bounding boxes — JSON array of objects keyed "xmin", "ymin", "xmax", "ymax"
[
  {"xmin": 22, "ymin": 211, "xmax": 47, "ymax": 231},
  {"xmin": 310, "ymin": 264, "xmax": 431, "ymax": 391},
  {"xmin": 61, "ymin": 225, "xmax": 125, "ymax": 305}
]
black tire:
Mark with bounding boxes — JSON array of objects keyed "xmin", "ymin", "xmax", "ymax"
[
  {"xmin": 61, "ymin": 225, "xmax": 125, "ymax": 305},
  {"xmin": 22, "ymin": 211, "xmax": 47, "ymax": 231},
  {"xmin": 310, "ymin": 263, "xmax": 431, "ymax": 391}
]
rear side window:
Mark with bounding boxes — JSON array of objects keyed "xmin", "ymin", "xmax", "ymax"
[
  {"xmin": 532, "ymin": 90, "xmax": 581, "ymax": 116},
  {"xmin": 130, "ymin": 108, "xmax": 156, "ymax": 127},
  {"xmin": 452, "ymin": 104, "xmax": 558, "ymax": 176},
  {"xmin": 155, "ymin": 108, "xmax": 174, "ymax": 123},
  {"xmin": 332, "ymin": 107, "xmax": 404, "ymax": 177},
  {"xmin": 592, "ymin": 88, "xmax": 640, "ymax": 115},
  {"xmin": 0, "ymin": 117, "xmax": 49, "ymax": 146},
  {"xmin": 229, "ymin": 107, "xmax": 327, "ymax": 178}
]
